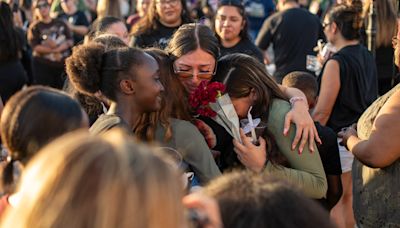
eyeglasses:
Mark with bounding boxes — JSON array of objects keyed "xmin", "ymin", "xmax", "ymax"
[
  {"xmin": 155, "ymin": 0, "xmax": 180, "ymax": 6},
  {"xmin": 322, "ymin": 22, "xmax": 331, "ymax": 29},
  {"xmin": 173, "ymin": 63, "xmax": 217, "ymax": 80},
  {"xmin": 36, "ymin": 3, "xmax": 49, "ymax": 9}
]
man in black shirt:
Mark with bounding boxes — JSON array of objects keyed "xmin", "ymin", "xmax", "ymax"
[
  {"xmin": 59, "ymin": 0, "xmax": 89, "ymax": 44},
  {"xmin": 256, "ymin": 0, "xmax": 325, "ymax": 83}
]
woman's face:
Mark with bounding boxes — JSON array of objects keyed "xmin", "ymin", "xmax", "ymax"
[
  {"xmin": 230, "ymin": 96, "xmax": 253, "ymax": 119},
  {"xmin": 106, "ymin": 22, "xmax": 129, "ymax": 45},
  {"xmin": 155, "ymin": 0, "xmax": 182, "ymax": 27},
  {"xmin": 215, "ymin": 6, "xmax": 244, "ymax": 43},
  {"xmin": 132, "ymin": 53, "xmax": 164, "ymax": 112},
  {"xmin": 173, "ymin": 48, "xmax": 216, "ymax": 94}
]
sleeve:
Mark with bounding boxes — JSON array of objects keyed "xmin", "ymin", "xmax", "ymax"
[
  {"xmin": 77, "ymin": 11, "xmax": 90, "ymax": 26},
  {"xmin": 174, "ymin": 120, "xmax": 221, "ymax": 184},
  {"xmin": 255, "ymin": 16, "xmax": 276, "ymax": 50},
  {"xmin": 263, "ymin": 99, "xmax": 328, "ymax": 199}
]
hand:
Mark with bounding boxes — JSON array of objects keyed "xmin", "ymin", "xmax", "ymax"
[
  {"xmin": 55, "ymin": 42, "xmax": 70, "ymax": 53},
  {"xmin": 183, "ymin": 193, "xmax": 223, "ymax": 228},
  {"xmin": 233, "ymin": 128, "xmax": 267, "ymax": 173},
  {"xmin": 43, "ymin": 39, "xmax": 58, "ymax": 49},
  {"xmin": 284, "ymin": 101, "xmax": 321, "ymax": 154},
  {"xmin": 337, "ymin": 123, "xmax": 358, "ymax": 149}
]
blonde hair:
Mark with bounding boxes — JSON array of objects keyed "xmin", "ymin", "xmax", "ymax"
[
  {"xmin": 1, "ymin": 129, "xmax": 185, "ymax": 228},
  {"xmin": 363, "ymin": 0, "xmax": 397, "ymax": 47}
]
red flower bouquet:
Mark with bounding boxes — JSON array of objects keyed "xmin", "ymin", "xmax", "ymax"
[{"xmin": 188, "ymin": 81, "xmax": 225, "ymax": 117}]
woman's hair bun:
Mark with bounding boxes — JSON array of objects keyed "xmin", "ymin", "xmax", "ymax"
[
  {"xmin": 66, "ymin": 43, "xmax": 106, "ymax": 95},
  {"xmin": 350, "ymin": 0, "xmax": 363, "ymax": 30}
]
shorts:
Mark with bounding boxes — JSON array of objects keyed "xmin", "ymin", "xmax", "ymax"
[{"xmin": 337, "ymin": 138, "xmax": 354, "ymax": 173}]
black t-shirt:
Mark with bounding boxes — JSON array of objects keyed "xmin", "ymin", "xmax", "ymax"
[
  {"xmin": 318, "ymin": 44, "xmax": 378, "ymax": 133},
  {"xmin": 315, "ymin": 122, "xmax": 341, "ymax": 175},
  {"xmin": 256, "ymin": 8, "xmax": 325, "ymax": 82},
  {"xmin": 130, "ymin": 21, "xmax": 180, "ymax": 49},
  {"xmin": 219, "ymin": 38, "xmax": 264, "ymax": 63},
  {"xmin": 58, "ymin": 11, "xmax": 89, "ymax": 44}
]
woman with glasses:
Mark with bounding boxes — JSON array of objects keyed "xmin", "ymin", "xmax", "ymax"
[
  {"xmin": 130, "ymin": 0, "xmax": 192, "ymax": 49},
  {"xmin": 167, "ymin": 23, "xmax": 321, "ymax": 166},
  {"xmin": 168, "ymin": 23, "xmax": 320, "ymax": 152},
  {"xmin": 312, "ymin": 1, "xmax": 378, "ymax": 227},
  {"xmin": 213, "ymin": 0, "xmax": 264, "ymax": 63},
  {"xmin": 166, "ymin": 24, "xmax": 327, "ymax": 198},
  {"xmin": 27, "ymin": 0, "xmax": 73, "ymax": 89}
]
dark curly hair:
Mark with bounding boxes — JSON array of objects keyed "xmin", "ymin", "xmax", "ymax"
[{"xmin": 66, "ymin": 43, "xmax": 146, "ymax": 101}]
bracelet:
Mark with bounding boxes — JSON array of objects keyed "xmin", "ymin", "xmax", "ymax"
[{"xmin": 289, "ymin": 96, "xmax": 308, "ymax": 109}]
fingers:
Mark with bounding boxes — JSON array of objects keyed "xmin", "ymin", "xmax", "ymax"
[
  {"xmin": 239, "ymin": 128, "xmax": 253, "ymax": 147},
  {"xmin": 233, "ymin": 142, "xmax": 245, "ymax": 158},
  {"xmin": 313, "ymin": 125, "xmax": 322, "ymax": 144},
  {"xmin": 298, "ymin": 128, "xmax": 308, "ymax": 154},
  {"xmin": 291, "ymin": 124, "xmax": 302, "ymax": 151},
  {"xmin": 258, "ymin": 136, "xmax": 266, "ymax": 148},
  {"xmin": 308, "ymin": 128, "xmax": 315, "ymax": 153},
  {"xmin": 283, "ymin": 113, "xmax": 292, "ymax": 136}
]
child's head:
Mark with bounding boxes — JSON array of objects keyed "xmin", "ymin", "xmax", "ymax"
[{"xmin": 282, "ymin": 71, "xmax": 318, "ymax": 109}]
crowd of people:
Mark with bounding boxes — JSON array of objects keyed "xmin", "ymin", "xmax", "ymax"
[{"xmin": 0, "ymin": 0, "xmax": 399, "ymax": 227}]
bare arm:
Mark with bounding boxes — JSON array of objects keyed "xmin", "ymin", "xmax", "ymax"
[
  {"xmin": 340, "ymin": 90, "xmax": 400, "ymax": 168},
  {"xmin": 33, "ymin": 44, "xmax": 57, "ymax": 54},
  {"xmin": 69, "ymin": 25, "xmax": 89, "ymax": 36},
  {"xmin": 278, "ymin": 85, "xmax": 321, "ymax": 153},
  {"xmin": 312, "ymin": 59, "xmax": 340, "ymax": 126}
]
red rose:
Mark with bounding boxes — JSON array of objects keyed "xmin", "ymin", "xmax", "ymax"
[{"xmin": 188, "ymin": 81, "xmax": 225, "ymax": 118}]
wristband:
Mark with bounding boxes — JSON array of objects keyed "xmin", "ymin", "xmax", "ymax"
[{"xmin": 289, "ymin": 96, "xmax": 308, "ymax": 109}]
